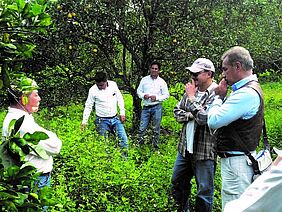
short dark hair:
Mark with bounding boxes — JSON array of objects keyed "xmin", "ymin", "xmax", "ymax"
[
  {"xmin": 150, "ymin": 61, "xmax": 161, "ymax": 70},
  {"xmin": 94, "ymin": 71, "xmax": 108, "ymax": 83}
]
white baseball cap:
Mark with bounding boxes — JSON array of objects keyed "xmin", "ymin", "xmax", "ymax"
[{"xmin": 185, "ymin": 58, "xmax": 215, "ymax": 73}]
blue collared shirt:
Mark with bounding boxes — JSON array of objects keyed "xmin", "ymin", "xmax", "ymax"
[{"xmin": 208, "ymin": 74, "xmax": 260, "ymax": 130}]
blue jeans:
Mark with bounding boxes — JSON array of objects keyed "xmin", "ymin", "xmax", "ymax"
[
  {"xmin": 171, "ymin": 152, "xmax": 216, "ymax": 212},
  {"xmin": 95, "ymin": 116, "xmax": 128, "ymax": 149},
  {"xmin": 137, "ymin": 104, "xmax": 162, "ymax": 147},
  {"xmin": 35, "ymin": 173, "xmax": 51, "ymax": 212}
]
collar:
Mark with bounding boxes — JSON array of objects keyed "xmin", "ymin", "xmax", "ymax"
[
  {"xmin": 231, "ymin": 74, "xmax": 258, "ymax": 92},
  {"xmin": 8, "ymin": 107, "xmax": 29, "ymax": 116}
]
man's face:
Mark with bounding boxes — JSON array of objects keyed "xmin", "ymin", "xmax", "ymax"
[
  {"xmin": 221, "ymin": 57, "xmax": 237, "ymax": 86},
  {"xmin": 150, "ymin": 64, "xmax": 160, "ymax": 79},
  {"xmin": 24, "ymin": 90, "xmax": 41, "ymax": 113},
  {"xmin": 96, "ymin": 81, "xmax": 108, "ymax": 90},
  {"xmin": 190, "ymin": 70, "xmax": 210, "ymax": 88}
]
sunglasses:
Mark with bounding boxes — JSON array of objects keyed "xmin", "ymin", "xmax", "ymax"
[{"xmin": 191, "ymin": 71, "xmax": 206, "ymax": 77}]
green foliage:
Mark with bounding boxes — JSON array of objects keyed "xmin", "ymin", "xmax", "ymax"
[
  {"xmin": 0, "ymin": 81, "xmax": 280, "ymax": 211},
  {"xmin": 0, "ymin": 115, "xmax": 56, "ymax": 211},
  {"xmin": 0, "ymin": 0, "xmax": 54, "ymax": 97},
  {"xmin": 262, "ymin": 82, "xmax": 282, "ymax": 148}
]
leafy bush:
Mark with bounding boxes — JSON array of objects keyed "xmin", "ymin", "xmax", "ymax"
[{"xmin": 0, "ymin": 116, "xmax": 54, "ymax": 211}]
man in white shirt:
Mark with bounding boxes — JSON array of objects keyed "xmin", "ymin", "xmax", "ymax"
[
  {"xmin": 1, "ymin": 76, "xmax": 62, "ymax": 192},
  {"xmin": 81, "ymin": 71, "xmax": 128, "ymax": 151},
  {"xmin": 137, "ymin": 61, "xmax": 169, "ymax": 149}
]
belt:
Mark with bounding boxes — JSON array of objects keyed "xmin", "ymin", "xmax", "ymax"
[
  {"xmin": 217, "ymin": 152, "xmax": 245, "ymax": 158},
  {"xmin": 96, "ymin": 115, "xmax": 117, "ymax": 119},
  {"xmin": 144, "ymin": 104, "xmax": 160, "ymax": 109},
  {"xmin": 40, "ymin": 172, "xmax": 51, "ymax": 176}
]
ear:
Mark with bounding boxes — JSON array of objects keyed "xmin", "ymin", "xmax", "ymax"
[
  {"xmin": 235, "ymin": 61, "xmax": 242, "ymax": 71},
  {"xmin": 21, "ymin": 95, "xmax": 29, "ymax": 105}
]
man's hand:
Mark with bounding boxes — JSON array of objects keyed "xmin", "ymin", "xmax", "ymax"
[
  {"xmin": 144, "ymin": 94, "xmax": 150, "ymax": 99},
  {"xmin": 80, "ymin": 123, "xmax": 87, "ymax": 131},
  {"xmin": 149, "ymin": 95, "xmax": 156, "ymax": 102},
  {"xmin": 185, "ymin": 79, "xmax": 197, "ymax": 99},
  {"xmin": 120, "ymin": 115, "xmax": 126, "ymax": 123},
  {"xmin": 214, "ymin": 79, "xmax": 228, "ymax": 100}
]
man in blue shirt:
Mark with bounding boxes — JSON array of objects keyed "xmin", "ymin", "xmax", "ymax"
[
  {"xmin": 208, "ymin": 46, "xmax": 264, "ymax": 210},
  {"xmin": 137, "ymin": 61, "xmax": 169, "ymax": 150}
]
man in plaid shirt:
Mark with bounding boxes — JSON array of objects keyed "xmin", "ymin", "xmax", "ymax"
[{"xmin": 171, "ymin": 58, "xmax": 218, "ymax": 212}]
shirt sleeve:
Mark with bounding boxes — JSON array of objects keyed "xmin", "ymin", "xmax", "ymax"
[
  {"xmin": 208, "ymin": 88, "xmax": 260, "ymax": 129},
  {"xmin": 20, "ymin": 116, "xmax": 62, "ymax": 156},
  {"xmin": 115, "ymin": 83, "xmax": 126, "ymax": 116},
  {"xmin": 173, "ymin": 94, "xmax": 193, "ymax": 123},
  {"xmin": 137, "ymin": 78, "xmax": 145, "ymax": 99},
  {"xmin": 36, "ymin": 127, "xmax": 62, "ymax": 155},
  {"xmin": 156, "ymin": 80, "xmax": 169, "ymax": 102},
  {"xmin": 82, "ymin": 87, "xmax": 95, "ymax": 124},
  {"xmin": 186, "ymin": 91, "xmax": 217, "ymax": 126}
]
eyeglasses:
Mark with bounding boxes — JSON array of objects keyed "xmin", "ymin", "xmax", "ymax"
[{"xmin": 191, "ymin": 71, "xmax": 206, "ymax": 77}]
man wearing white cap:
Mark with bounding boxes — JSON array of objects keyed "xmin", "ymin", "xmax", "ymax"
[
  {"xmin": 171, "ymin": 58, "xmax": 218, "ymax": 212},
  {"xmin": 224, "ymin": 147, "xmax": 282, "ymax": 212}
]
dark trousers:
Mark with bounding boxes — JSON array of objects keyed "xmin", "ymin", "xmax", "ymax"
[{"xmin": 171, "ymin": 151, "xmax": 216, "ymax": 212}]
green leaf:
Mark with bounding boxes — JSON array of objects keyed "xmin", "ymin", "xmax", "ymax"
[
  {"xmin": 16, "ymin": 0, "xmax": 26, "ymax": 12},
  {"xmin": 14, "ymin": 116, "xmax": 25, "ymax": 136},
  {"xmin": 13, "ymin": 138, "xmax": 27, "ymax": 147},
  {"xmin": 16, "ymin": 165, "xmax": 37, "ymax": 179},
  {"xmin": 0, "ymin": 201, "xmax": 17, "ymax": 211},
  {"xmin": 0, "ymin": 80, "xmax": 3, "ymax": 89},
  {"xmin": 8, "ymin": 119, "xmax": 16, "ymax": 136},
  {"xmin": 0, "ymin": 190, "xmax": 18, "ymax": 200},
  {"xmin": 23, "ymin": 131, "xmax": 49, "ymax": 145},
  {"xmin": 13, "ymin": 193, "xmax": 28, "ymax": 205},
  {"xmin": 29, "ymin": 145, "xmax": 49, "ymax": 160},
  {"xmin": 30, "ymin": 3, "xmax": 42, "ymax": 16},
  {"xmin": 6, "ymin": 165, "xmax": 20, "ymax": 178},
  {"xmin": 6, "ymin": 4, "xmax": 18, "ymax": 11},
  {"xmin": 39, "ymin": 16, "xmax": 51, "ymax": 26},
  {"xmin": 0, "ymin": 42, "xmax": 17, "ymax": 50},
  {"xmin": 22, "ymin": 2, "xmax": 31, "ymax": 18},
  {"xmin": 20, "ymin": 144, "xmax": 30, "ymax": 154}
]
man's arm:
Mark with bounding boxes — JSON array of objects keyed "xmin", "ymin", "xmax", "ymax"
[
  {"xmin": 115, "ymin": 83, "xmax": 126, "ymax": 122},
  {"xmin": 173, "ymin": 94, "xmax": 193, "ymax": 123},
  {"xmin": 208, "ymin": 88, "xmax": 260, "ymax": 129},
  {"xmin": 137, "ymin": 78, "xmax": 146, "ymax": 100},
  {"xmin": 184, "ymin": 80, "xmax": 216, "ymax": 126},
  {"xmin": 153, "ymin": 80, "xmax": 169, "ymax": 102},
  {"xmin": 81, "ymin": 87, "xmax": 95, "ymax": 129},
  {"xmin": 37, "ymin": 126, "xmax": 62, "ymax": 155}
]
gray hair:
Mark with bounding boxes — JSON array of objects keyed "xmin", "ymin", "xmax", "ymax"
[{"xmin": 221, "ymin": 46, "xmax": 254, "ymax": 71}]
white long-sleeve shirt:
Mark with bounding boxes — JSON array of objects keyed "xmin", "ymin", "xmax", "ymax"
[
  {"xmin": 82, "ymin": 80, "xmax": 126, "ymax": 124},
  {"xmin": 137, "ymin": 75, "xmax": 169, "ymax": 106},
  {"xmin": 2, "ymin": 107, "xmax": 62, "ymax": 173}
]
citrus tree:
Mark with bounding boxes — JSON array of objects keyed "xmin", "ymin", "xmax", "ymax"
[{"xmin": 0, "ymin": 0, "xmax": 53, "ymax": 93}]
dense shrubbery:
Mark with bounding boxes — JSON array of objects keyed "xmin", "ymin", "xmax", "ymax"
[{"xmin": 0, "ymin": 81, "xmax": 281, "ymax": 211}]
